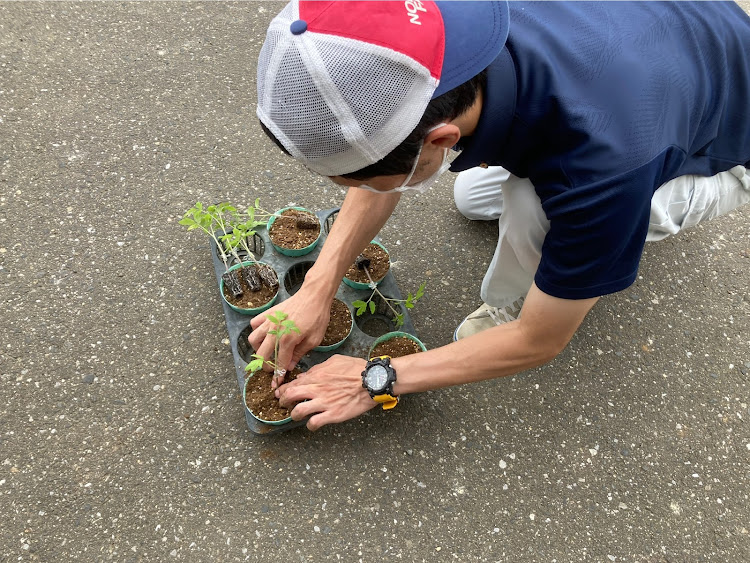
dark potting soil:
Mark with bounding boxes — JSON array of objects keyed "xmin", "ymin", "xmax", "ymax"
[
  {"xmin": 223, "ymin": 265, "xmax": 278, "ymax": 309},
  {"xmin": 244, "ymin": 366, "xmax": 302, "ymax": 422},
  {"xmin": 345, "ymin": 242, "xmax": 389, "ymax": 284},
  {"xmin": 268, "ymin": 209, "xmax": 321, "ymax": 250},
  {"xmin": 370, "ymin": 337, "xmax": 423, "ymax": 359},
  {"xmin": 319, "ymin": 298, "xmax": 352, "ymax": 346}
]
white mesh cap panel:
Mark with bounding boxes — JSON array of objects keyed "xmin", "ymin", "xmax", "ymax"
[
  {"xmin": 317, "ymin": 35, "xmax": 436, "ymax": 171},
  {"xmin": 256, "ymin": 5, "xmax": 438, "ymax": 176},
  {"xmin": 270, "ymin": 40, "xmax": 352, "ymax": 159},
  {"xmin": 256, "ymin": 24, "xmax": 280, "ymax": 113}
]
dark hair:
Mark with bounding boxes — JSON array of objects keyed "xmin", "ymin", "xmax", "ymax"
[{"xmin": 259, "ymin": 69, "xmax": 487, "ymax": 180}]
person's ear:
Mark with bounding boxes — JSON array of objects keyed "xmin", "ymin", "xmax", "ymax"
[{"xmin": 425, "ymin": 123, "xmax": 461, "ymax": 149}]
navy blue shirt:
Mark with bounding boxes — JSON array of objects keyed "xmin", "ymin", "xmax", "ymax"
[{"xmin": 451, "ymin": 1, "xmax": 750, "ymax": 299}]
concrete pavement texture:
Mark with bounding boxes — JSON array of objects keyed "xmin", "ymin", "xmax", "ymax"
[{"xmin": 1, "ymin": 2, "xmax": 748, "ymax": 561}]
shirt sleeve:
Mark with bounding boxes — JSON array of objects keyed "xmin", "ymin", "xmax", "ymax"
[{"xmin": 533, "ymin": 158, "xmax": 667, "ymax": 300}]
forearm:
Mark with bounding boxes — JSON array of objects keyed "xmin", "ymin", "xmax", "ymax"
[
  {"xmin": 304, "ymin": 187, "xmax": 400, "ymax": 300},
  {"xmin": 391, "ymin": 320, "xmax": 555, "ymax": 395},
  {"xmin": 391, "ymin": 287, "xmax": 599, "ymax": 394},
  {"xmin": 279, "ymin": 285, "xmax": 599, "ymax": 431}
]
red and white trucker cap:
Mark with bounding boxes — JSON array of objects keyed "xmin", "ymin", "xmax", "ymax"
[{"xmin": 256, "ymin": 1, "xmax": 509, "ymax": 176}]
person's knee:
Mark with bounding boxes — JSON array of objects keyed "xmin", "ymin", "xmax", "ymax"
[
  {"xmin": 454, "ymin": 173, "xmax": 487, "ymax": 220},
  {"xmin": 453, "ymin": 168, "xmax": 505, "ymax": 220}
]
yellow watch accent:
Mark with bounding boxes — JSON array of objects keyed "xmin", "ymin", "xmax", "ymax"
[{"xmin": 373, "ymin": 393, "xmax": 399, "ymax": 410}]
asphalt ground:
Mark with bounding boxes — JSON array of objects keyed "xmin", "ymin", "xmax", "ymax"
[{"xmin": 1, "ymin": 2, "xmax": 748, "ymax": 561}]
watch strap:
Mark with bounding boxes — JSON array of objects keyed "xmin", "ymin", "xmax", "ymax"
[{"xmin": 373, "ymin": 393, "xmax": 399, "ymax": 410}]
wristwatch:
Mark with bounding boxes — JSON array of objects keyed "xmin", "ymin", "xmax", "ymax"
[{"xmin": 361, "ymin": 356, "xmax": 399, "ymax": 410}]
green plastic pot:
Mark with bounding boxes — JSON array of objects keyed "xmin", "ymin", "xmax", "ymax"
[
  {"xmin": 342, "ymin": 240, "xmax": 389, "ymax": 290},
  {"xmin": 368, "ymin": 331, "xmax": 426, "ymax": 360},
  {"xmin": 267, "ymin": 206, "xmax": 321, "ymax": 257},
  {"xmin": 313, "ymin": 299, "xmax": 354, "ymax": 352},
  {"xmin": 220, "ymin": 261, "xmax": 278, "ymax": 316},
  {"xmin": 243, "ymin": 368, "xmax": 291, "ymax": 426}
]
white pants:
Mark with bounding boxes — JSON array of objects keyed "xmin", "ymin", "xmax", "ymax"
[{"xmin": 453, "ymin": 165, "xmax": 750, "ymax": 306}]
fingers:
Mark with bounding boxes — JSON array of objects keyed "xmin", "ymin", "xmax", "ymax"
[
  {"xmin": 275, "ymin": 333, "xmax": 296, "ymax": 378},
  {"xmin": 289, "ymin": 398, "xmax": 318, "ymax": 422},
  {"xmin": 276, "ymin": 367, "xmax": 376, "ymax": 431},
  {"xmin": 288, "ymin": 400, "xmax": 336, "ymax": 431},
  {"xmin": 249, "ymin": 309, "xmax": 271, "ymax": 330},
  {"xmin": 306, "ymin": 412, "xmax": 336, "ymax": 432},
  {"xmin": 247, "ymin": 316, "xmax": 270, "ymax": 353},
  {"xmin": 275, "ymin": 379, "xmax": 306, "ymax": 407},
  {"xmin": 254, "ymin": 335, "xmax": 276, "ymax": 372},
  {"xmin": 290, "ymin": 398, "xmax": 369, "ymax": 431}
]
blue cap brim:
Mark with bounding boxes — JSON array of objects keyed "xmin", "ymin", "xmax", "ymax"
[{"xmin": 433, "ymin": 1, "xmax": 509, "ymax": 98}]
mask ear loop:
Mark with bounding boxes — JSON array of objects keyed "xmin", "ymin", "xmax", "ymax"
[
  {"xmin": 356, "ymin": 123, "xmax": 448, "ymax": 192},
  {"xmin": 393, "ymin": 147, "xmax": 450, "ymax": 193},
  {"xmin": 357, "ymin": 144, "xmax": 422, "ymax": 192},
  {"xmin": 395, "ymin": 143, "xmax": 423, "ymax": 188}
]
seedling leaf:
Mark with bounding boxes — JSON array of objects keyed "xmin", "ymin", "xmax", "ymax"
[
  {"xmin": 247, "ymin": 356, "xmax": 265, "ymax": 373},
  {"xmin": 266, "ymin": 313, "xmax": 280, "ymax": 325},
  {"xmin": 353, "ymin": 300, "xmax": 367, "ymax": 316},
  {"xmin": 415, "ymin": 282, "xmax": 426, "ymax": 300}
]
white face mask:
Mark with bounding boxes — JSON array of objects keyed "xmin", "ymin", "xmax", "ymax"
[{"xmin": 357, "ymin": 123, "xmax": 451, "ymax": 194}]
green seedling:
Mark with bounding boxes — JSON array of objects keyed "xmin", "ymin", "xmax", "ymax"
[
  {"xmin": 221, "ymin": 215, "xmax": 266, "ymax": 264},
  {"xmin": 236, "ymin": 198, "xmax": 293, "ymax": 227},
  {"xmin": 352, "ymin": 266, "xmax": 425, "ymax": 328},
  {"xmin": 181, "ymin": 200, "xmax": 269, "ymax": 264},
  {"xmin": 180, "ymin": 200, "xmax": 291, "ymax": 301},
  {"xmin": 246, "ymin": 311, "xmax": 300, "ymax": 383},
  {"xmin": 180, "ymin": 201, "xmax": 251, "ymax": 298},
  {"xmin": 205, "ymin": 202, "xmax": 244, "ymax": 265},
  {"xmin": 245, "ymin": 198, "xmax": 275, "ymax": 223},
  {"xmin": 179, "ymin": 202, "xmax": 236, "ymax": 271},
  {"xmin": 180, "ymin": 200, "xmax": 313, "ymax": 261}
]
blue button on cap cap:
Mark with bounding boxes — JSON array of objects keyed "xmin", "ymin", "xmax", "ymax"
[{"xmin": 290, "ymin": 20, "xmax": 307, "ymax": 35}]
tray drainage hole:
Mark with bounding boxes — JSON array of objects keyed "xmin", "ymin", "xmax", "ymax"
[
  {"xmin": 284, "ymin": 261, "xmax": 315, "ymax": 296},
  {"xmin": 237, "ymin": 324, "xmax": 256, "ymax": 364},
  {"xmin": 323, "ymin": 210, "xmax": 339, "ymax": 234},
  {"xmin": 354, "ymin": 293, "xmax": 404, "ymax": 337}
]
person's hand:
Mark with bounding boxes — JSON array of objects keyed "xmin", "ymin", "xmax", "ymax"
[
  {"xmin": 248, "ymin": 286, "xmax": 331, "ymax": 388},
  {"xmin": 275, "ymin": 355, "xmax": 376, "ymax": 431}
]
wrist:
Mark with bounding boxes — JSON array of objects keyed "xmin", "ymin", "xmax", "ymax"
[
  {"xmin": 301, "ymin": 263, "xmax": 342, "ymax": 301},
  {"xmin": 389, "ymin": 355, "xmax": 417, "ymax": 396}
]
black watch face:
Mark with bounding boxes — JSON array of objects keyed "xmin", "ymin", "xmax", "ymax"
[{"xmin": 365, "ymin": 365, "xmax": 389, "ymax": 392}]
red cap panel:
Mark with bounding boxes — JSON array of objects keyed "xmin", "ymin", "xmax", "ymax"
[{"xmin": 298, "ymin": 1, "xmax": 445, "ymax": 80}]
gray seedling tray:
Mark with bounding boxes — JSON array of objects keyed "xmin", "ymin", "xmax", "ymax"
[{"xmin": 209, "ymin": 208, "xmax": 420, "ymax": 436}]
